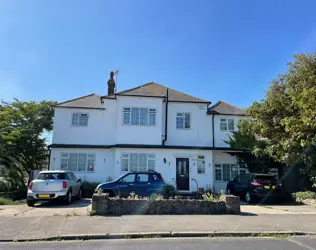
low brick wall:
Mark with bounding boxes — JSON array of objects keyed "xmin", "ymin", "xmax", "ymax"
[{"xmin": 92, "ymin": 194, "xmax": 240, "ymax": 216}]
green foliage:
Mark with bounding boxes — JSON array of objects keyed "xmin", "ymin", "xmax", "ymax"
[
  {"xmin": 246, "ymin": 53, "xmax": 316, "ymax": 183},
  {"xmin": 202, "ymin": 192, "xmax": 217, "ymax": 201},
  {"xmin": 0, "ymin": 99, "xmax": 56, "ymax": 187},
  {"xmin": 163, "ymin": 183, "xmax": 176, "ymax": 198},
  {"xmin": 128, "ymin": 191, "xmax": 141, "ymax": 200},
  {"xmin": 292, "ymin": 191, "xmax": 316, "ymax": 201},
  {"xmin": 225, "ymin": 120, "xmax": 280, "ymax": 173},
  {"xmin": 81, "ymin": 182, "xmax": 100, "ymax": 198},
  {"xmin": 0, "ymin": 197, "xmax": 19, "ymax": 205}
]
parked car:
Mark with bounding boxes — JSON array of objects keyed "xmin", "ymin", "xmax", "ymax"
[
  {"xmin": 95, "ymin": 171, "xmax": 165, "ymax": 197},
  {"xmin": 27, "ymin": 170, "xmax": 82, "ymax": 207},
  {"xmin": 226, "ymin": 174, "xmax": 283, "ymax": 203}
]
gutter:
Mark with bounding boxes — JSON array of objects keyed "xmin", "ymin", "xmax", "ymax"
[
  {"xmin": 162, "ymin": 89, "xmax": 169, "ymax": 146},
  {"xmin": 212, "ymin": 114, "xmax": 215, "ymax": 147}
]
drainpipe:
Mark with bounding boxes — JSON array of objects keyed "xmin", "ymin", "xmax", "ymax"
[
  {"xmin": 212, "ymin": 114, "xmax": 215, "ymax": 147},
  {"xmin": 162, "ymin": 89, "xmax": 169, "ymax": 146}
]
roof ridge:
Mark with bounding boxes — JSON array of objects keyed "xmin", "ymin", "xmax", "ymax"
[
  {"xmin": 115, "ymin": 82, "xmax": 156, "ymax": 95},
  {"xmin": 220, "ymin": 100, "xmax": 245, "ymax": 110},
  {"xmin": 56, "ymin": 93, "xmax": 97, "ymax": 106},
  {"xmin": 209, "ymin": 101, "xmax": 222, "ymax": 109}
]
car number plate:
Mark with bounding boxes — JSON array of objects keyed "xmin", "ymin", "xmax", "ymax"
[
  {"xmin": 264, "ymin": 186, "xmax": 275, "ymax": 189},
  {"xmin": 38, "ymin": 194, "xmax": 50, "ymax": 198}
]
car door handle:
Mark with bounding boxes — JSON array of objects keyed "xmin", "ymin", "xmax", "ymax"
[
  {"xmin": 129, "ymin": 183, "xmax": 134, "ymax": 186},
  {"xmin": 147, "ymin": 183, "xmax": 151, "ymax": 185}
]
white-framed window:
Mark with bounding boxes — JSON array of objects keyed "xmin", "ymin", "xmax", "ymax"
[
  {"xmin": 120, "ymin": 153, "xmax": 156, "ymax": 172},
  {"xmin": 122, "ymin": 108, "xmax": 156, "ymax": 126},
  {"xmin": 60, "ymin": 153, "xmax": 95, "ymax": 172},
  {"xmin": 72, "ymin": 112, "xmax": 89, "ymax": 126},
  {"xmin": 176, "ymin": 112, "xmax": 191, "ymax": 129},
  {"xmin": 197, "ymin": 155, "xmax": 205, "ymax": 174},
  {"xmin": 220, "ymin": 118, "xmax": 234, "ymax": 131},
  {"xmin": 214, "ymin": 164, "xmax": 246, "ymax": 181}
]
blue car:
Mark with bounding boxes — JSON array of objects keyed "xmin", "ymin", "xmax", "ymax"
[{"xmin": 95, "ymin": 171, "xmax": 165, "ymax": 197}]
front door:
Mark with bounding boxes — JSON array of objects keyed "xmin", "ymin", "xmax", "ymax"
[{"xmin": 176, "ymin": 158, "xmax": 189, "ymax": 191}]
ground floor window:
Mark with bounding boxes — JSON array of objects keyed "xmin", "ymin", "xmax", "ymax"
[
  {"xmin": 214, "ymin": 164, "xmax": 246, "ymax": 181},
  {"xmin": 197, "ymin": 155, "xmax": 205, "ymax": 174},
  {"xmin": 60, "ymin": 153, "xmax": 95, "ymax": 172},
  {"xmin": 121, "ymin": 153, "xmax": 155, "ymax": 172}
]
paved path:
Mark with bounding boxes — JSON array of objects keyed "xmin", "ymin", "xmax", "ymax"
[
  {"xmin": 1, "ymin": 237, "xmax": 316, "ymax": 250},
  {"xmin": 1, "ymin": 214, "xmax": 316, "ymax": 241}
]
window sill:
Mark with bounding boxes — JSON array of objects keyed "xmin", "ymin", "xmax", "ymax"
[{"xmin": 122, "ymin": 124, "xmax": 156, "ymax": 127}]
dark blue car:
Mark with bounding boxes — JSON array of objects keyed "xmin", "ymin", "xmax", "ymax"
[{"xmin": 95, "ymin": 171, "xmax": 165, "ymax": 197}]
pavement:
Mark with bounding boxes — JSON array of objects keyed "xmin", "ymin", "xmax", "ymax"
[
  {"xmin": 1, "ymin": 200, "xmax": 316, "ymax": 242},
  {"xmin": 1, "ymin": 237, "xmax": 316, "ymax": 250}
]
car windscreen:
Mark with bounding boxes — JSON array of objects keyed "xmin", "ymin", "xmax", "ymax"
[
  {"xmin": 36, "ymin": 173, "xmax": 68, "ymax": 180},
  {"xmin": 254, "ymin": 175, "xmax": 277, "ymax": 184}
]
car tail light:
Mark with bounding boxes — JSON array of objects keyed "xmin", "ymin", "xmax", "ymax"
[
  {"xmin": 28, "ymin": 181, "xmax": 33, "ymax": 190},
  {"xmin": 251, "ymin": 182, "xmax": 263, "ymax": 187},
  {"xmin": 62, "ymin": 181, "xmax": 67, "ymax": 189}
]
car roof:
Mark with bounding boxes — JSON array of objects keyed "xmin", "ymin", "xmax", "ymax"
[
  {"xmin": 39, "ymin": 170, "xmax": 70, "ymax": 174},
  {"xmin": 127, "ymin": 171, "xmax": 159, "ymax": 174}
]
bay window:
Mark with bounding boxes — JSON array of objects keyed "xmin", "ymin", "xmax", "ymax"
[
  {"xmin": 60, "ymin": 153, "xmax": 95, "ymax": 172},
  {"xmin": 121, "ymin": 153, "xmax": 155, "ymax": 172},
  {"xmin": 214, "ymin": 164, "xmax": 246, "ymax": 181}
]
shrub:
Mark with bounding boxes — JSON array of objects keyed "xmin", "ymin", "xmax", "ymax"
[
  {"xmin": 163, "ymin": 183, "xmax": 176, "ymax": 198},
  {"xmin": 292, "ymin": 191, "xmax": 316, "ymax": 201},
  {"xmin": 202, "ymin": 192, "xmax": 225, "ymax": 202},
  {"xmin": 0, "ymin": 197, "xmax": 19, "ymax": 205},
  {"xmin": 81, "ymin": 182, "xmax": 100, "ymax": 198}
]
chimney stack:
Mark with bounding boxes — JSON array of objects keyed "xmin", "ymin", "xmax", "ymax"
[{"xmin": 107, "ymin": 71, "xmax": 115, "ymax": 95}]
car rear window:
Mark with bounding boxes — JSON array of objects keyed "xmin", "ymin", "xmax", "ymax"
[
  {"xmin": 36, "ymin": 173, "xmax": 69, "ymax": 180},
  {"xmin": 254, "ymin": 175, "xmax": 276, "ymax": 183},
  {"xmin": 150, "ymin": 174, "xmax": 163, "ymax": 182}
]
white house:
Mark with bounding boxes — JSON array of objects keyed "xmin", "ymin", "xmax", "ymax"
[{"xmin": 49, "ymin": 73, "xmax": 247, "ymax": 192}]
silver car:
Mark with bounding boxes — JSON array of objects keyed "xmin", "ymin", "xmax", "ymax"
[{"xmin": 27, "ymin": 170, "xmax": 82, "ymax": 207}]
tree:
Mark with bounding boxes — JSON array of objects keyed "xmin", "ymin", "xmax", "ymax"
[
  {"xmin": 225, "ymin": 119, "xmax": 278, "ymax": 173},
  {"xmin": 247, "ymin": 53, "xmax": 316, "ymax": 183},
  {"xmin": 0, "ymin": 99, "xmax": 56, "ymax": 187}
]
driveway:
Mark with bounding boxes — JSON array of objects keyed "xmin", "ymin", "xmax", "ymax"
[
  {"xmin": 0, "ymin": 199, "xmax": 91, "ymax": 217},
  {"xmin": 241, "ymin": 202, "xmax": 316, "ymax": 215}
]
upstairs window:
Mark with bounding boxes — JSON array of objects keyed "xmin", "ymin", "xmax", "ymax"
[
  {"xmin": 123, "ymin": 108, "xmax": 156, "ymax": 126},
  {"xmin": 72, "ymin": 113, "xmax": 89, "ymax": 126},
  {"xmin": 176, "ymin": 112, "xmax": 191, "ymax": 129},
  {"xmin": 220, "ymin": 118, "xmax": 234, "ymax": 131}
]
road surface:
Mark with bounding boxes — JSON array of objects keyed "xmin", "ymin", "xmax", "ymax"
[{"xmin": 1, "ymin": 237, "xmax": 316, "ymax": 250}]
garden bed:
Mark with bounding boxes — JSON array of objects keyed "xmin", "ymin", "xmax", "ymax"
[
  {"xmin": 92, "ymin": 194, "xmax": 240, "ymax": 216},
  {"xmin": 292, "ymin": 191, "xmax": 316, "ymax": 207}
]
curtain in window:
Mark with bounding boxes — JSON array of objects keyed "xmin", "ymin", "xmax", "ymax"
[
  {"xmin": 131, "ymin": 108, "xmax": 140, "ymax": 125},
  {"xmin": 139, "ymin": 153, "xmax": 147, "ymax": 171},
  {"xmin": 78, "ymin": 154, "xmax": 87, "ymax": 171},
  {"xmin": 130, "ymin": 153, "xmax": 138, "ymax": 171},
  {"xmin": 228, "ymin": 119, "xmax": 234, "ymax": 130},
  {"xmin": 139, "ymin": 108, "xmax": 148, "ymax": 125},
  {"xmin": 222, "ymin": 164, "xmax": 231, "ymax": 181},
  {"xmin": 184, "ymin": 113, "xmax": 191, "ymax": 128},
  {"xmin": 176, "ymin": 113, "xmax": 184, "ymax": 129},
  {"xmin": 68, "ymin": 153, "xmax": 78, "ymax": 171}
]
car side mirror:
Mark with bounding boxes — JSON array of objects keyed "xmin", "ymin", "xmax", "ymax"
[{"xmin": 77, "ymin": 179, "xmax": 81, "ymax": 183}]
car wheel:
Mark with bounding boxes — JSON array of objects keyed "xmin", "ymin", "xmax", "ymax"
[
  {"xmin": 76, "ymin": 189, "xmax": 82, "ymax": 200},
  {"xmin": 27, "ymin": 200, "xmax": 35, "ymax": 207},
  {"xmin": 245, "ymin": 191, "xmax": 253, "ymax": 203},
  {"xmin": 64, "ymin": 191, "xmax": 72, "ymax": 205}
]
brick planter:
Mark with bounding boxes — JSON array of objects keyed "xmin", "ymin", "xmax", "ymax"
[{"xmin": 92, "ymin": 194, "xmax": 240, "ymax": 216}]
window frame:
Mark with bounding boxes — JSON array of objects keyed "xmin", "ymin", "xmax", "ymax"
[
  {"xmin": 122, "ymin": 107, "xmax": 156, "ymax": 126},
  {"xmin": 120, "ymin": 152, "xmax": 156, "ymax": 172},
  {"xmin": 197, "ymin": 155, "xmax": 206, "ymax": 174},
  {"xmin": 59, "ymin": 152, "xmax": 95, "ymax": 172},
  {"xmin": 176, "ymin": 112, "xmax": 191, "ymax": 129},
  {"xmin": 220, "ymin": 118, "xmax": 234, "ymax": 131},
  {"xmin": 214, "ymin": 163, "xmax": 247, "ymax": 182},
  {"xmin": 71, "ymin": 112, "xmax": 89, "ymax": 127}
]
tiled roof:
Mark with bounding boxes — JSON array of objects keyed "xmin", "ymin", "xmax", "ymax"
[
  {"xmin": 208, "ymin": 101, "xmax": 246, "ymax": 115},
  {"xmin": 55, "ymin": 94, "xmax": 103, "ymax": 109},
  {"xmin": 104, "ymin": 82, "xmax": 210, "ymax": 103}
]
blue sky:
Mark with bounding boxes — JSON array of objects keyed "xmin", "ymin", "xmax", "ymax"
[{"xmin": 1, "ymin": 0, "xmax": 316, "ymax": 108}]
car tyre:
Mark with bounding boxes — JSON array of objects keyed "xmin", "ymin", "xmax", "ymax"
[
  {"xmin": 76, "ymin": 189, "xmax": 82, "ymax": 200},
  {"xmin": 27, "ymin": 200, "xmax": 35, "ymax": 207},
  {"xmin": 64, "ymin": 191, "xmax": 72, "ymax": 205},
  {"xmin": 245, "ymin": 191, "xmax": 254, "ymax": 203}
]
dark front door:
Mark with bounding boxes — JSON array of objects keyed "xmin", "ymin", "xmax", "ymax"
[{"xmin": 176, "ymin": 158, "xmax": 189, "ymax": 191}]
